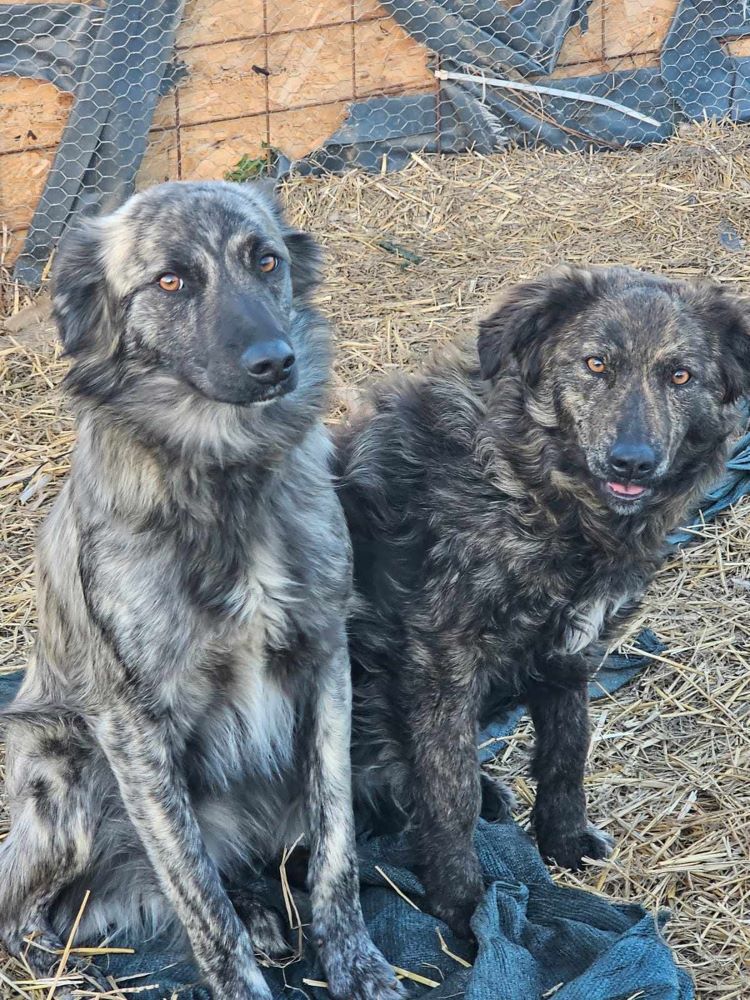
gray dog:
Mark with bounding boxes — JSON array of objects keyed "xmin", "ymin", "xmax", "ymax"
[
  {"xmin": 336, "ymin": 265, "xmax": 750, "ymax": 937},
  {"xmin": 0, "ymin": 181, "xmax": 401, "ymax": 1000}
]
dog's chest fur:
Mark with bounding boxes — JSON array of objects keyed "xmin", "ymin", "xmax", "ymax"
[
  {"xmin": 160, "ymin": 452, "xmax": 346, "ymax": 795},
  {"xmin": 555, "ymin": 585, "xmax": 640, "ymax": 654},
  {"xmin": 189, "ymin": 558, "xmax": 301, "ymax": 790},
  {"xmin": 454, "ymin": 523, "xmax": 640, "ymax": 687},
  {"xmin": 171, "ymin": 577, "xmax": 292, "ymax": 794},
  {"xmin": 559, "ymin": 597, "xmax": 615, "ymax": 654},
  {"xmin": 339, "ymin": 366, "xmax": 656, "ymax": 707}
]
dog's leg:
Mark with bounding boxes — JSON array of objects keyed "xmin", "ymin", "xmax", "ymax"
[
  {"xmin": 404, "ymin": 676, "xmax": 484, "ymax": 938},
  {"xmin": 0, "ymin": 734, "xmax": 111, "ymax": 994},
  {"xmin": 527, "ymin": 679, "xmax": 613, "ymax": 869},
  {"xmin": 94, "ymin": 706, "xmax": 271, "ymax": 1000},
  {"xmin": 480, "ymin": 771, "xmax": 516, "ymax": 823},
  {"xmin": 0, "ymin": 796, "xmax": 90, "ymax": 959},
  {"xmin": 226, "ymin": 884, "xmax": 291, "ymax": 960},
  {"xmin": 305, "ymin": 635, "xmax": 403, "ymax": 1000}
]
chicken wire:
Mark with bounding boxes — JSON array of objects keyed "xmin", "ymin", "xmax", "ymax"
[{"xmin": 2, "ymin": 0, "xmax": 750, "ymax": 286}]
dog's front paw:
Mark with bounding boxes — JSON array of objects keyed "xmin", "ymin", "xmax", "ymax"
[
  {"xmin": 209, "ymin": 965, "xmax": 273, "ymax": 1000},
  {"xmin": 425, "ymin": 891, "xmax": 477, "ymax": 941},
  {"xmin": 321, "ymin": 932, "xmax": 404, "ymax": 1000},
  {"xmin": 537, "ymin": 823, "xmax": 614, "ymax": 870},
  {"xmin": 422, "ymin": 863, "xmax": 483, "ymax": 940},
  {"xmin": 249, "ymin": 906, "xmax": 292, "ymax": 961},
  {"xmin": 201, "ymin": 934, "xmax": 274, "ymax": 1000},
  {"xmin": 15, "ymin": 926, "xmax": 114, "ymax": 998}
]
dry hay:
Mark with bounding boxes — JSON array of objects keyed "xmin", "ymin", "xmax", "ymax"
[{"xmin": 1, "ymin": 121, "xmax": 749, "ymax": 997}]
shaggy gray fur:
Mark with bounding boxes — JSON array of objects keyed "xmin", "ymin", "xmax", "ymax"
[
  {"xmin": 0, "ymin": 181, "xmax": 402, "ymax": 1000},
  {"xmin": 337, "ymin": 265, "xmax": 750, "ymax": 937}
]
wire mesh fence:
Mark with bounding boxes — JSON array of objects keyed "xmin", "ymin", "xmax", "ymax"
[{"xmin": 1, "ymin": 1, "xmax": 749, "ymax": 286}]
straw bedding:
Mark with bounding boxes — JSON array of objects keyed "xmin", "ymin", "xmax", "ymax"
[{"xmin": 1, "ymin": 122, "xmax": 748, "ymax": 997}]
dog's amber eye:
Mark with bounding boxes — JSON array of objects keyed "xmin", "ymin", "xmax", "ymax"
[
  {"xmin": 158, "ymin": 273, "xmax": 183, "ymax": 292},
  {"xmin": 586, "ymin": 356, "xmax": 607, "ymax": 375},
  {"xmin": 259, "ymin": 254, "xmax": 279, "ymax": 273},
  {"xmin": 671, "ymin": 368, "xmax": 691, "ymax": 385}
]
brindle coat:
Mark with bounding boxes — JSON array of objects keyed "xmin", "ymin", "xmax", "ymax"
[
  {"xmin": 336, "ymin": 266, "xmax": 750, "ymax": 937},
  {"xmin": 0, "ymin": 181, "xmax": 401, "ymax": 1000}
]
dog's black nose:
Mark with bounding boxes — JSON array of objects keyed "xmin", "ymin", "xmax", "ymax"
[
  {"xmin": 240, "ymin": 340, "xmax": 296, "ymax": 385},
  {"xmin": 608, "ymin": 442, "xmax": 657, "ymax": 480}
]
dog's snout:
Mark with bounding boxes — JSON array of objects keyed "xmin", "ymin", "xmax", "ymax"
[
  {"xmin": 240, "ymin": 340, "xmax": 296, "ymax": 385},
  {"xmin": 607, "ymin": 441, "xmax": 657, "ymax": 481}
]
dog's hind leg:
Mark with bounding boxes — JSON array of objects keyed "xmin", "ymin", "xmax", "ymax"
[
  {"xmin": 16, "ymin": 920, "xmax": 114, "ymax": 998},
  {"xmin": 528, "ymin": 676, "xmax": 614, "ymax": 869},
  {"xmin": 0, "ymin": 727, "xmax": 112, "ymax": 993},
  {"xmin": 480, "ymin": 771, "xmax": 516, "ymax": 823}
]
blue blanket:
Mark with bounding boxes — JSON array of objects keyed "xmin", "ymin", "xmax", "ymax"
[{"xmin": 73, "ymin": 820, "xmax": 692, "ymax": 999}]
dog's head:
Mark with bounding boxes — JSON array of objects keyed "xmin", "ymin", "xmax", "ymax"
[
  {"xmin": 478, "ymin": 266, "xmax": 750, "ymax": 516},
  {"xmin": 52, "ymin": 180, "xmax": 323, "ymax": 407}
]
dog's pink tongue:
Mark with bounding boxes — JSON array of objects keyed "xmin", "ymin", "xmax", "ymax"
[{"xmin": 608, "ymin": 481, "xmax": 646, "ymax": 497}]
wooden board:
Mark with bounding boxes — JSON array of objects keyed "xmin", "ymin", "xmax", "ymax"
[
  {"xmin": 547, "ymin": 50, "xmax": 660, "ymax": 81},
  {"xmin": 267, "ymin": 23, "xmax": 354, "ymax": 112},
  {"xmin": 557, "ymin": 0, "xmax": 603, "ymax": 67},
  {"xmin": 151, "ymin": 91, "xmax": 178, "ymax": 132},
  {"xmin": 269, "ymin": 101, "xmax": 350, "ymax": 159},
  {"xmin": 177, "ymin": 37, "xmax": 268, "ymax": 126},
  {"xmin": 0, "ymin": 77, "xmax": 73, "ymax": 156},
  {"xmin": 177, "ymin": 0, "xmax": 264, "ymax": 48},
  {"xmin": 354, "ymin": 17, "xmax": 435, "ymax": 98},
  {"xmin": 352, "ymin": 1, "xmax": 390, "ymax": 18},
  {"xmin": 136, "ymin": 129, "xmax": 180, "ymax": 189},
  {"xmin": 179, "ymin": 116, "xmax": 268, "ymax": 180},
  {"xmin": 604, "ymin": 0, "xmax": 677, "ymax": 58},
  {"xmin": 266, "ymin": 0, "xmax": 353, "ymax": 35},
  {"xmin": 0, "ymin": 147, "xmax": 55, "ymax": 236}
]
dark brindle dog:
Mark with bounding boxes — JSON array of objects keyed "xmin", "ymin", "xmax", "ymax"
[
  {"xmin": 0, "ymin": 181, "xmax": 401, "ymax": 1000},
  {"xmin": 336, "ymin": 265, "xmax": 750, "ymax": 937}
]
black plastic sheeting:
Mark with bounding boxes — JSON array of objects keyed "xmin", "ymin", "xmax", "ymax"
[
  {"xmin": 0, "ymin": 3, "xmax": 185, "ymax": 94},
  {"xmin": 285, "ymin": 0, "xmax": 750, "ymax": 174},
  {"xmin": 3, "ymin": 0, "xmax": 750, "ymax": 283},
  {"xmin": 0, "ymin": 4, "xmax": 97, "ymax": 91},
  {"xmin": 2, "ymin": 1, "xmax": 185, "ymax": 286}
]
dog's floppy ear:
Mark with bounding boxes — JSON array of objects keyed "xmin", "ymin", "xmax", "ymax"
[
  {"xmin": 477, "ymin": 266, "xmax": 602, "ymax": 383},
  {"xmin": 52, "ymin": 219, "xmax": 111, "ymax": 356},
  {"xmin": 688, "ymin": 283, "xmax": 750, "ymax": 403},
  {"xmin": 283, "ymin": 228, "xmax": 323, "ymax": 300}
]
